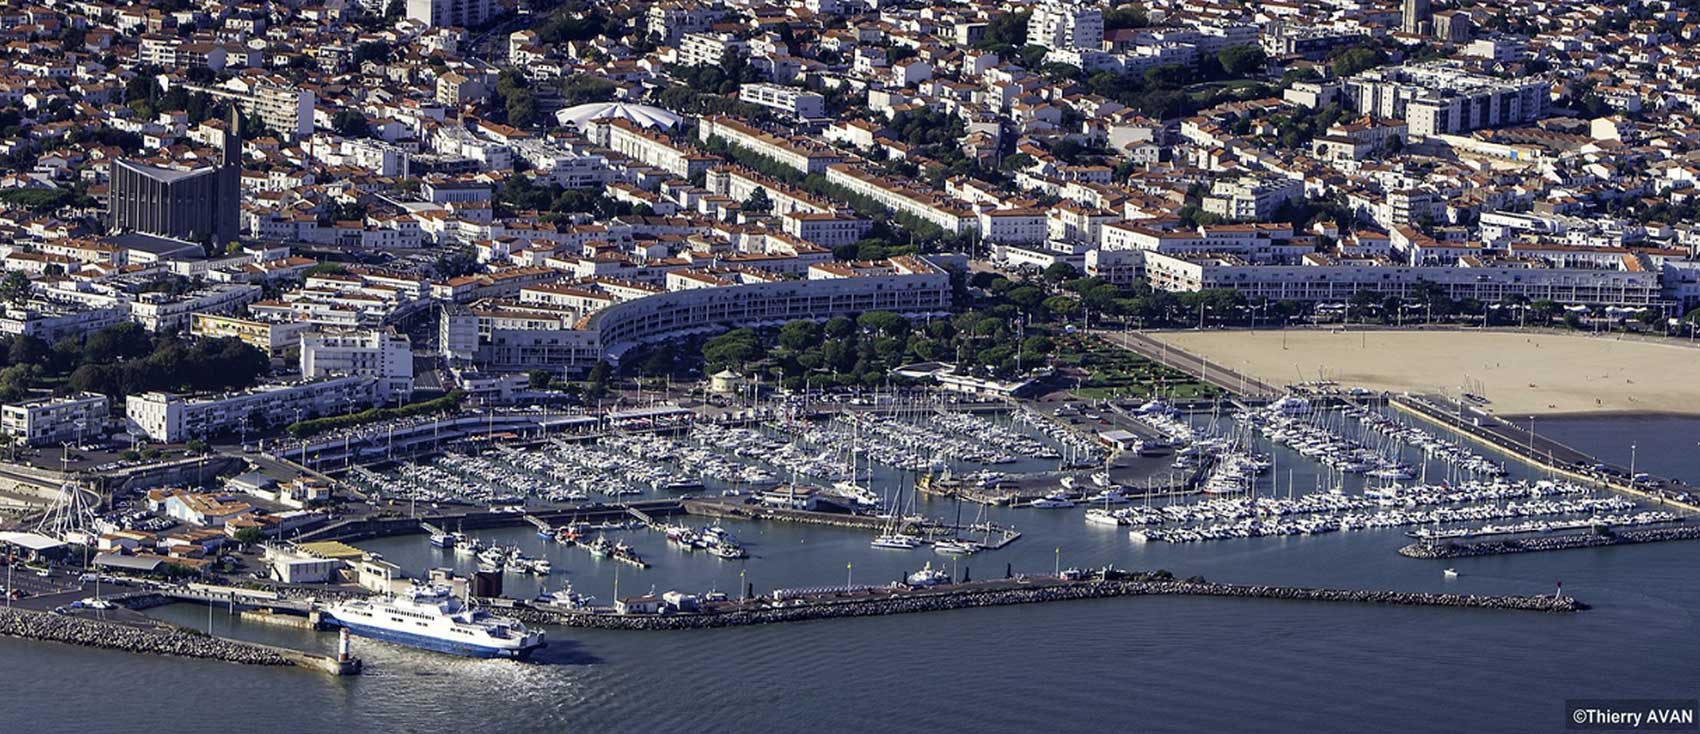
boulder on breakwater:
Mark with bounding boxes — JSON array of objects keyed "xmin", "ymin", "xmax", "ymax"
[
  {"xmin": 506, "ymin": 578, "xmax": 1580, "ymax": 631},
  {"xmin": 0, "ymin": 607, "xmax": 291, "ymax": 666}
]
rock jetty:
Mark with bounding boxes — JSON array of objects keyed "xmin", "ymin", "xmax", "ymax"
[
  {"xmin": 0, "ymin": 607, "xmax": 291, "ymax": 666},
  {"xmin": 508, "ymin": 578, "xmax": 1580, "ymax": 630},
  {"xmin": 1399, "ymin": 525, "xmax": 1700, "ymax": 559}
]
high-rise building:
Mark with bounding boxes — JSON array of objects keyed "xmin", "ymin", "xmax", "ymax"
[
  {"xmin": 1402, "ymin": 0, "xmax": 1432, "ymax": 35},
  {"xmin": 108, "ymin": 107, "xmax": 242, "ymax": 245},
  {"xmin": 1434, "ymin": 10, "xmax": 1472, "ymax": 43},
  {"xmin": 406, "ymin": 0, "xmax": 498, "ymax": 28},
  {"xmin": 1027, "ymin": 1, "xmax": 1104, "ymax": 51}
]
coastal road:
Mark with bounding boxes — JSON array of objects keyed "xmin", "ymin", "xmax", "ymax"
[{"xmin": 1094, "ymin": 330, "xmax": 1282, "ymax": 397}]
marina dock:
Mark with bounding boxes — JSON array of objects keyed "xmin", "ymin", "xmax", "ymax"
[
  {"xmin": 680, "ymin": 497, "xmax": 1022, "ymax": 548},
  {"xmin": 1390, "ymin": 394, "xmax": 1700, "ymax": 513}
]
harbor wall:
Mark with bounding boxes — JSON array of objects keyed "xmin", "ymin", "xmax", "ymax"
[
  {"xmin": 1399, "ymin": 525, "xmax": 1700, "ymax": 559},
  {"xmin": 1389, "ymin": 396, "xmax": 1700, "ymax": 513},
  {"xmin": 0, "ymin": 607, "xmax": 291, "ymax": 666},
  {"xmin": 505, "ymin": 578, "xmax": 1581, "ymax": 630}
]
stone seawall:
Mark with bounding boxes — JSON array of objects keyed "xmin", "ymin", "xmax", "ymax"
[
  {"xmin": 1399, "ymin": 526, "xmax": 1700, "ymax": 559},
  {"xmin": 0, "ymin": 607, "xmax": 291, "ymax": 665},
  {"xmin": 505, "ymin": 579, "xmax": 1581, "ymax": 630}
]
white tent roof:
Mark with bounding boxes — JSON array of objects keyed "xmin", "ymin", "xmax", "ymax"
[
  {"xmin": 0, "ymin": 531, "xmax": 65, "ymax": 551},
  {"xmin": 555, "ymin": 102, "xmax": 683, "ymax": 132}
]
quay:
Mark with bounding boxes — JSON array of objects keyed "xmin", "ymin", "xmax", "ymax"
[
  {"xmin": 1389, "ymin": 394, "xmax": 1700, "ymax": 513},
  {"xmin": 491, "ymin": 570, "xmax": 1582, "ymax": 631},
  {"xmin": 1400, "ymin": 524, "xmax": 1700, "ymax": 559}
]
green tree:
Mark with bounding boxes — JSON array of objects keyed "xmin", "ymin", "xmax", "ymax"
[
  {"xmin": 856, "ymin": 311, "xmax": 909, "ymax": 338},
  {"xmin": 1044, "ymin": 295, "xmax": 1082, "ymax": 320},
  {"xmin": 777, "ymin": 320, "xmax": 821, "ymax": 351},
  {"xmin": 234, "ymin": 526, "xmax": 264, "ymax": 547},
  {"xmin": 528, "ymin": 370, "xmax": 553, "ymax": 389},
  {"xmin": 1043, "ymin": 262, "xmax": 1080, "ymax": 282},
  {"xmin": 1330, "ymin": 46, "xmax": 1386, "ymax": 78},
  {"xmin": 1218, "ymin": 45, "xmax": 1267, "ymax": 77},
  {"xmin": 743, "ymin": 186, "xmax": 772, "ymax": 213},
  {"xmin": 0, "ymin": 272, "xmax": 28, "ymax": 303}
]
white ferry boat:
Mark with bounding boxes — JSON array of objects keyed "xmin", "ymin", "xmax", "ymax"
[{"xmin": 322, "ymin": 585, "xmax": 546, "ymax": 660}]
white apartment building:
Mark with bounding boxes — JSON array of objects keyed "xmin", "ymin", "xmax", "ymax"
[
  {"xmin": 1142, "ymin": 251, "xmax": 1665, "ymax": 309},
  {"xmin": 189, "ymin": 78, "xmax": 315, "ymax": 141},
  {"xmin": 978, "ymin": 208, "xmax": 1048, "ymax": 244},
  {"xmin": 1027, "ymin": 1, "xmax": 1104, "ymax": 51},
  {"xmin": 738, "ymin": 83, "xmax": 826, "ymax": 119},
  {"xmin": 126, "ymin": 375, "xmax": 381, "ymax": 442},
  {"xmin": 698, "ymin": 116, "xmax": 844, "ymax": 175},
  {"xmin": 300, "ymin": 330, "xmax": 415, "ymax": 402},
  {"xmin": 600, "ymin": 119, "xmax": 717, "ymax": 179},
  {"xmin": 129, "ymin": 284, "xmax": 263, "ymax": 333},
  {"xmin": 1341, "ymin": 62, "xmax": 1547, "ymax": 138},
  {"xmin": 447, "ymin": 257, "xmax": 952, "ymax": 373},
  {"xmin": 678, "ymin": 32, "xmax": 746, "ymax": 68},
  {"xmin": 407, "ymin": 0, "xmax": 499, "ymax": 28},
  {"xmin": 824, "ymin": 165, "xmax": 978, "ymax": 236},
  {"xmin": 781, "ymin": 212, "xmax": 872, "ymax": 247},
  {"xmin": 1202, "ymin": 176, "xmax": 1304, "ymax": 221},
  {"xmin": 2, "ymin": 393, "xmax": 108, "ymax": 446}
]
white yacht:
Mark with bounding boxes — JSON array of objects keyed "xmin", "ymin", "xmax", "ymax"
[
  {"xmin": 1085, "ymin": 508, "xmax": 1129, "ymax": 526},
  {"xmin": 870, "ymin": 534, "xmax": 922, "ymax": 550},
  {"xmin": 1028, "ymin": 491, "xmax": 1076, "ymax": 509},
  {"xmin": 932, "ymin": 538, "xmax": 979, "ymax": 555},
  {"xmin": 322, "ymin": 585, "xmax": 546, "ymax": 659}
]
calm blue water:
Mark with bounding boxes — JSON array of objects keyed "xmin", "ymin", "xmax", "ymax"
[{"xmin": 3, "ymin": 414, "xmax": 1697, "ymax": 733}]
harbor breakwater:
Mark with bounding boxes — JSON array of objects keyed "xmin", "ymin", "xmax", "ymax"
[
  {"xmin": 0, "ymin": 607, "xmax": 291, "ymax": 665},
  {"xmin": 1400, "ymin": 525, "xmax": 1700, "ymax": 559},
  {"xmin": 506, "ymin": 578, "xmax": 1581, "ymax": 630}
]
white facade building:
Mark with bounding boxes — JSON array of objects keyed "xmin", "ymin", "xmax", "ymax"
[
  {"xmin": 126, "ymin": 376, "xmax": 380, "ymax": 442},
  {"xmin": 2, "ymin": 393, "xmax": 108, "ymax": 446},
  {"xmin": 300, "ymin": 330, "xmax": 415, "ymax": 402}
]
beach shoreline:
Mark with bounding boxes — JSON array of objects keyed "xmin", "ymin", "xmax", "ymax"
[{"xmin": 1147, "ymin": 328, "xmax": 1700, "ymax": 417}]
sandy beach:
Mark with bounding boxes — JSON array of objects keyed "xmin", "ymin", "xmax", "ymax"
[{"xmin": 1151, "ymin": 329, "xmax": 1700, "ymax": 417}]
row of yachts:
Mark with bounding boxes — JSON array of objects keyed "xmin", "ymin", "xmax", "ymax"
[
  {"xmin": 1408, "ymin": 511, "xmax": 1681, "ymax": 540},
  {"xmin": 1014, "ymin": 409, "xmax": 1109, "ymax": 466}
]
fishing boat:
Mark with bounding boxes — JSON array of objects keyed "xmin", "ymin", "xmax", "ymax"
[
  {"xmin": 535, "ymin": 581, "xmax": 592, "ymax": 609},
  {"xmin": 428, "ymin": 532, "xmax": 456, "ymax": 549},
  {"xmin": 906, "ymin": 562, "xmax": 951, "ymax": 587},
  {"xmin": 709, "ymin": 542, "xmax": 746, "ymax": 559},
  {"xmin": 586, "ymin": 535, "xmax": 613, "ymax": 558}
]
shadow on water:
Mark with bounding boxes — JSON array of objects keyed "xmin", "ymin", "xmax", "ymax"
[{"xmin": 525, "ymin": 638, "xmax": 603, "ymax": 666}]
